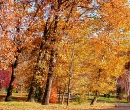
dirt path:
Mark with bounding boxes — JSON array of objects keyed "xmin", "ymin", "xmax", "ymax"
[
  {"xmin": 102, "ymin": 107, "xmax": 130, "ymax": 110},
  {"xmin": 97, "ymin": 103, "xmax": 130, "ymax": 110},
  {"xmin": 104, "ymin": 103, "xmax": 130, "ymax": 110},
  {"xmin": 89, "ymin": 103, "xmax": 130, "ymax": 110}
]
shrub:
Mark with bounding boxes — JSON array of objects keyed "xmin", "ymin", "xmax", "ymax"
[{"xmin": 49, "ymin": 88, "xmax": 58, "ymax": 103}]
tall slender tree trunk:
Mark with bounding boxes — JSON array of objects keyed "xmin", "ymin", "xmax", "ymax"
[
  {"xmin": 67, "ymin": 51, "xmax": 74, "ymax": 106},
  {"xmin": 90, "ymin": 91, "xmax": 99, "ymax": 105},
  {"xmin": 61, "ymin": 85, "xmax": 66, "ymax": 105},
  {"xmin": 90, "ymin": 69, "xmax": 101, "ymax": 105},
  {"xmin": 61, "ymin": 91, "xmax": 65, "ymax": 105},
  {"xmin": 5, "ymin": 63, "xmax": 17, "ymax": 101},
  {"xmin": 67, "ymin": 74, "xmax": 71, "ymax": 106},
  {"xmin": 58, "ymin": 89, "xmax": 61, "ymax": 103},
  {"xmin": 41, "ymin": 50, "xmax": 56, "ymax": 105}
]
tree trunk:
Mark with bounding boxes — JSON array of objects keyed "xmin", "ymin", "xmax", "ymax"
[
  {"xmin": 58, "ymin": 89, "xmax": 61, "ymax": 103},
  {"xmin": 61, "ymin": 85, "xmax": 66, "ymax": 105},
  {"xmin": 90, "ymin": 91, "xmax": 99, "ymax": 105},
  {"xmin": 41, "ymin": 73, "xmax": 53, "ymax": 105},
  {"xmin": 61, "ymin": 91, "xmax": 65, "ymax": 105},
  {"xmin": 27, "ymin": 11, "xmax": 50, "ymax": 102},
  {"xmin": 41, "ymin": 50, "xmax": 56, "ymax": 105},
  {"xmin": 67, "ymin": 51, "xmax": 74, "ymax": 106},
  {"xmin": 26, "ymin": 42, "xmax": 44, "ymax": 102},
  {"xmin": 26, "ymin": 76, "xmax": 36, "ymax": 102},
  {"xmin": 41, "ymin": 4, "xmax": 59, "ymax": 105},
  {"xmin": 67, "ymin": 75, "xmax": 71, "ymax": 106},
  {"xmin": 5, "ymin": 64, "xmax": 16, "ymax": 101}
]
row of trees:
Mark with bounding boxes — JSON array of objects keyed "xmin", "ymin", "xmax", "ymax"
[{"xmin": 0, "ymin": 0, "xmax": 130, "ymax": 105}]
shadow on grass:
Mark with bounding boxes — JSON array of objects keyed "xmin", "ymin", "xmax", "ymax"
[
  {"xmin": 88, "ymin": 95, "xmax": 130, "ymax": 104},
  {"xmin": 0, "ymin": 94, "xmax": 27, "ymax": 102}
]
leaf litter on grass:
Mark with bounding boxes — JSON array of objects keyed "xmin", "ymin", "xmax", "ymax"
[{"xmin": 0, "ymin": 102, "xmax": 115, "ymax": 110}]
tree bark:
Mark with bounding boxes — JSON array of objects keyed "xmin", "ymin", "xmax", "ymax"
[
  {"xmin": 58, "ymin": 89, "xmax": 61, "ymax": 103},
  {"xmin": 61, "ymin": 91, "xmax": 65, "ymax": 105},
  {"xmin": 27, "ymin": 10, "xmax": 50, "ymax": 102},
  {"xmin": 67, "ymin": 51, "xmax": 74, "ymax": 106},
  {"xmin": 41, "ymin": 50, "xmax": 56, "ymax": 105},
  {"xmin": 41, "ymin": 1, "xmax": 61, "ymax": 104},
  {"xmin": 26, "ymin": 75, "xmax": 36, "ymax": 102},
  {"xmin": 90, "ymin": 91, "xmax": 99, "ymax": 105},
  {"xmin": 5, "ymin": 63, "xmax": 16, "ymax": 101},
  {"xmin": 61, "ymin": 85, "xmax": 66, "ymax": 105},
  {"xmin": 67, "ymin": 75, "xmax": 71, "ymax": 106}
]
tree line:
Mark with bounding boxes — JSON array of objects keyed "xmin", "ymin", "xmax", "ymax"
[{"xmin": 0, "ymin": 0, "xmax": 130, "ymax": 105}]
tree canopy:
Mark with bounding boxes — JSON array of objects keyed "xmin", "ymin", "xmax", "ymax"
[{"xmin": 0, "ymin": 0, "xmax": 130, "ymax": 105}]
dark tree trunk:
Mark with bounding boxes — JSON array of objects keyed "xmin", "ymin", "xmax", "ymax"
[
  {"xmin": 26, "ymin": 87, "xmax": 36, "ymax": 102},
  {"xmin": 90, "ymin": 91, "xmax": 99, "ymax": 105},
  {"xmin": 26, "ymin": 75, "xmax": 36, "ymax": 102},
  {"xmin": 58, "ymin": 89, "xmax": 61, "ymax": 103},
  {"xmin": 5, "ymin": 63, "xmax": 16, "ymax": 101},
  {"xmin": 27, "ymin": 39, "xmax": 45, "ymax": 102},
  {"xmin": 41, "ymin": 50, "xmax": 56, "ymax": 105},
  {"xmin": 27, "ymin": 10, "xmax": 50, "ymax": 102},
  {"xmin": 41, "ymin": 73, "xmax": 53, "ymax": 105},
  {"xmin": 41, "ymin": 1, "xmax": 60, "ymax": 105}
]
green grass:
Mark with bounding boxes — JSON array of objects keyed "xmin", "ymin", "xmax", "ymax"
[
  {"xmin": 0, "ymin": 93, "xmax": 129, "ymax": 110},
  {"xmin": 98, "ymin": 96, "xmax": 128, "ymax": 103},
  {"xmin": 88, "ymin": 94, "xmax": 130, "ymax": 103}
]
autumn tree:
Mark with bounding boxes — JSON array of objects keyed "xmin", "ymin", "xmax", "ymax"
[
  {"xmin": 0, "ymin": 0, "xmax": 45, "ymax": 101},
  {"xmin": 3, "ymin": 1, "xmax": 35, "ymax": 101},
  {"xmin": 27, "ymin": 0, "xmax": 93, "ymax": 105},
  {"xmin": 49, "ymin": 87, "xmax": 58, "ymax": 103},
  {"xmin": 76, "ymin": 0, "xmax": 130, "ymax": 105},
  {"xmin": 53, "ymin": 22, "xmax": 91, "ymax": 105},
  {"xmin": 1, "ymin": 0, "xmax": 130, "ymax": 106},
  {"xmin": 86, "ymin": 34, "xmax": 127, "ymax": 105},
  {"xmin": 52, "ymin": 0, "xmax": 130, "ymax": 106},
  {"xmin": 0, "ymin": 1, "xmax": 26, "ymax": 101},
  {"xmin": 0, "ymin": 37, "xmax": 16, "ymax": 70},
  {"xmin": 15, "ymin": 37, "xmax": 42, "ymax": 93}
]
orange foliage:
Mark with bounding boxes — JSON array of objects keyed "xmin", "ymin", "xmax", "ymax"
[{"xmin": 49, "ymin": 88, "xmax": 58, "ymax": 104}]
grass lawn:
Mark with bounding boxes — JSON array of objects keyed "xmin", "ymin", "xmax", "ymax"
[
  {"xmin": 97, "ymin": 96, "xmax": 129, "ymax": 103},
  {"xmin": 88, "ymin": 94, "xmax": 130, "ymax": 103},
  {"xmin": 0, "ymin": 102, "xmax": 115, "ymax": 110},
  {"xmin": 0, "ymin": 93, "xmax": 129, "ymax": 110}
]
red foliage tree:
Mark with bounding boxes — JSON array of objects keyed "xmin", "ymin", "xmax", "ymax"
[
  {"xmin": 0, "ymin": 69, "xmax": 11, "ymax": 89},
  {"xmin": 49, "ymin": 88, "xmax": 58, "ymax": 104}
]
